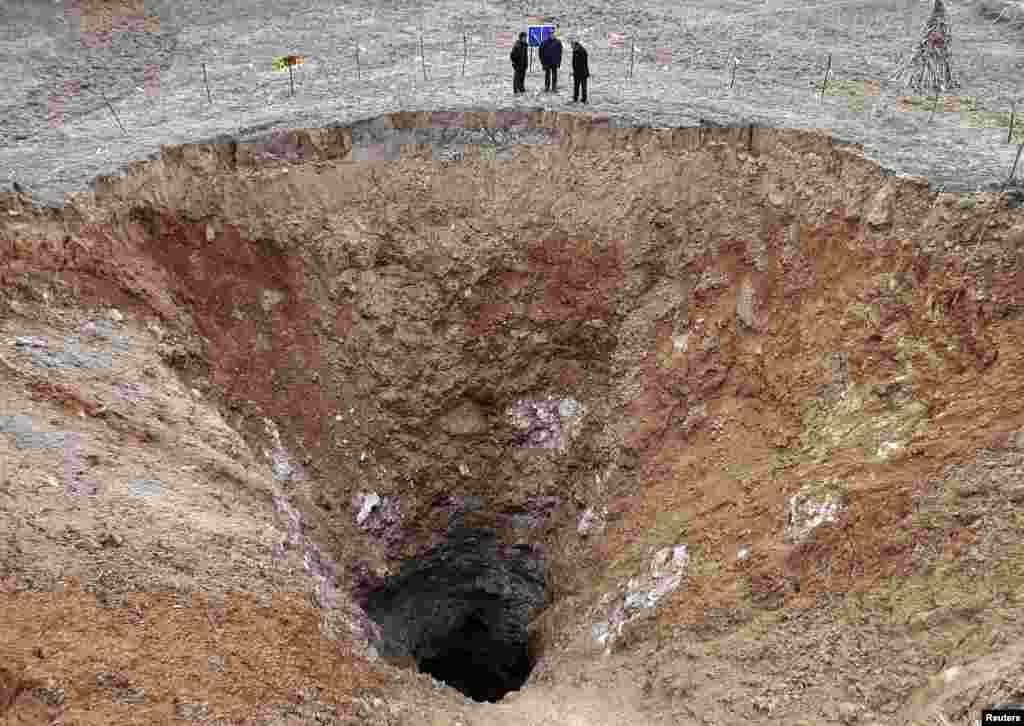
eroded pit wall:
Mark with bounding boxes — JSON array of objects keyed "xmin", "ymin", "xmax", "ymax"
[{"xmin": 2, "ymin": 110, "xmax": 1023, "ymax": 609}]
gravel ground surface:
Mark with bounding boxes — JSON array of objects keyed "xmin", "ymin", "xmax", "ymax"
[{"xmin": 1, "ymin": 0, "xmax": 1023, "ymax": 207}]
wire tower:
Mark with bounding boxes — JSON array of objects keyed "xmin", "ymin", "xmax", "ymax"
[{"xmin": 891, "ymin": 0, "xmax": 960, "ymax": 93}]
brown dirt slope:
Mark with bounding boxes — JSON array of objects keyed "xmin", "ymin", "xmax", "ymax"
[{"xmin": 2, "ymin": 110, "xmax": 1024, "ymax": 725}]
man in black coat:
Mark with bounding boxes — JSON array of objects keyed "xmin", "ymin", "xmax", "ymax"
[
  {"xmin": 539, "ymin": 33, "xmax": 563, "ymax": 93},
  {"xmin": 538, "ymin": 35, "xmax": 551, "ymax": 91},
  {"xmin": 510, "ymin": 32, "xmax": 528, "ymax": 94},
  {"xmin": 571, "ymin": 41, "xmax": 589, "ymax": 103}
]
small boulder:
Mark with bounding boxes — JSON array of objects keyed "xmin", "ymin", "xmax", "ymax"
[
  {"xmin": 866, "ymin": 182, "xmax": 896, "ymax": 228},
  {"xmin": 1007, "ymin": 223, "xmax": 1024, "ymax": 248},
  {"xmin": 439, "ymin": 401, "xmax": 488, "ymax": 436}
]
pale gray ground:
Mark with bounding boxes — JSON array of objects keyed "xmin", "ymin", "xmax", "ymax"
[{"xmin": 0, "ymin": 0, "xmax": 1023, "ymax": 207}]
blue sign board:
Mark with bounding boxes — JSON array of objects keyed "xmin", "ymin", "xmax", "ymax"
[{"xmin": 527, "ymin": 25, "xmax": 555, "ymax": 47}]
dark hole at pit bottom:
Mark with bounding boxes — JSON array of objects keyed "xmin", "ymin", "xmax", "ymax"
[
  {"xmin": 361, "ymin": 528, "xmax": 545, "ymax": 703},
  {"xmin": 416, "ymin": 604, "xmax": 535, "ymax": 702}
]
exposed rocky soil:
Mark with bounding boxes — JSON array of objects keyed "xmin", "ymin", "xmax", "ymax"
[{"xmin": 2, "ymin": 110, "xmax": 1024, "ymax": 725}]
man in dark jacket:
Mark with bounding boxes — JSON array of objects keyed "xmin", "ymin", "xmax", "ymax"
[
  {"xmin": 571, "ymin": 40, "xmax": 589, "ymax": 104},
  {"xmin": 510, "ymin": 32, "xmax": 528, "ymax": 94},
  {"xmin": 539, "ymin": 33, "xmax": 563, "ymax": 93},
  {"xmin": 538, "ymin": 35, "xmax": 551, "ymax": 91}
]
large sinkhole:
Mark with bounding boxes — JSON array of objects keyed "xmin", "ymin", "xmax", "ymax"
[{"xmin": 361, "ymin": 528, "xmax": 545, "ymax": 702}]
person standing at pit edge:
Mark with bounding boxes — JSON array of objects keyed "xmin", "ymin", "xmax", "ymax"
[
  {"xmin": 510, "ymin": 31, "xmax": 528, "ymax": 94},
  {"xmin": 539, "ymin": 30, "xmax": 563, "ymax": 93},
  {"xmin": 570, "ymin": 40, "xmax": 589, "ymax": 103}
]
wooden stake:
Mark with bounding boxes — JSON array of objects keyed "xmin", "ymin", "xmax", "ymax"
[
  {"xmin": 819, "ymin": 54, "xmax": 831, "ymax": 101},
  {"xmin": 628, "ymin": 38, "xmax": 635, "ymax": 79},
  {"xmin": 1010, "ymin": 141, "xmax": 1024, "ymax": 184},
  {"xmin": 202, "ymin": 62, "xmax": 212, "ymax": 104},
  {"xmin": 419, "ymin": 34, "xmax": 427, "ymax": 80},
  {"xmin": 356, "ymin": 46, "xmax": 361, "ymax": 81},
  {"xmin": 972, "ymin": 141, "xmax": 1024, "ymax": 247},
  {"xmin": 288, "ymin": 63, "xmax": 294, "ymax": 96},
  {"xmin": 99, "ymin": 90, "xmax": 127, "ymax": 135},
  {"xmin": 1009, "ymin": 101, "xmax": 1016, "ymax": 144},
  {"xmin": 929, "ymin": 88, "xmax": 940, "ymax": 122},
  {"xmin": 418, "ymin": 9, "xmax": 427, "ymax": 81},
  {"xmin": 730, "ymin": 57, "xmax": 738, "ymax": 89},
  {"xmin": 463, "ymin": 32, "xmax": 467, "ymax": 77}
]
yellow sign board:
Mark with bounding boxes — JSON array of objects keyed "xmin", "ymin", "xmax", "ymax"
[{"xmin": 272, "ymin": 55, "xmax": 305, "ymax": 71}]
